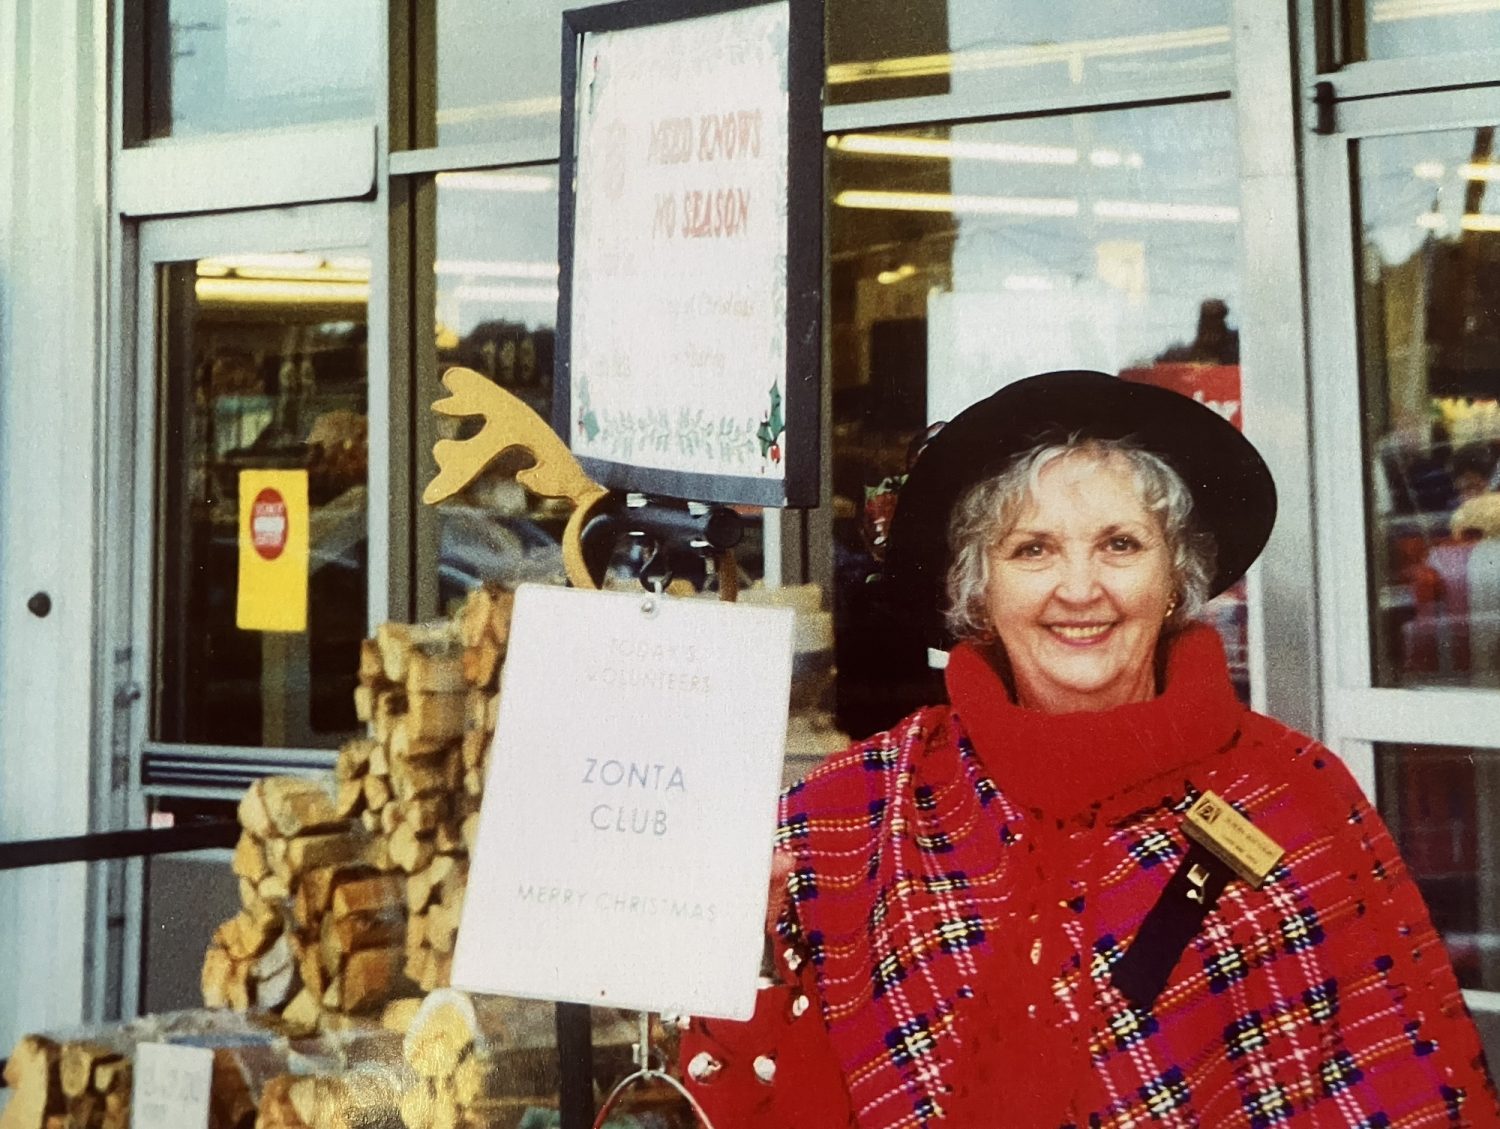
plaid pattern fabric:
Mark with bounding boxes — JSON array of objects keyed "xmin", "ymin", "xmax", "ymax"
[{"xmin": 773, "ymin": 642, "xmax": 1499, "ymax": 1128}]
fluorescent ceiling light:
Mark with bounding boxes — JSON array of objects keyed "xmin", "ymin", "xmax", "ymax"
[
  {"xmin": 1460, "ymin": 162, "xmax": 1500, "ymax": 181},
  {"xmin": 1417, "ymin": 211, "xmax": 1449, "ymax": 230},
  {"xmin": 436, "ymin": 96, "xmax": 560, "ymax": 126},
  {"xmin": 199, "ymin": 253, "xmax": 324, "ymax": 274},
  {"xmin": 835, "ymin": 190, "xmax": 1237, "ymax": 225},
  {"xmin": 1461, "ymin": 212, "xmax": 1500, "ymax": 231},
  {"xmin": 1413, "ymin": 161, "xmax": 1446, "ymax": 179},
  {"xmin": 194, "ymin": 278, "xmax": 369, "ymax": 305},
  {"xmin": 1372, "ymin": 0, "xmax": 1500, "ymax": 21},
  {"xmin": 829, "ymin": 133, "xmax": 1079, "ymax": 166},
  {"xmin": 436, "ymin": 259, "xmax": 559, "ymax": 280},
  {"xmin": 834, "ymin": 189, "xmax": 1078, "ymax": 217},
  {"xmin": 452, "ymin": 284, "xmax": 561, "ymax": 305},
  {"xmin": 195, "ymin": 255, "xmax": 370, "ymax": 284},
  {"xmin": 826, "ymin": 25, "xmax": 1229, "ymax": 85},
  {"xmin": 1092, "ymin": 199, "xmax": 1240, "ymax": 224},
  {"xmin": 876, "ymin": 263, "xmax": 918, "ymax": 284},
  {"xmin": 436, "ymin": 171, "xmax": 556, "ymax": 193}
]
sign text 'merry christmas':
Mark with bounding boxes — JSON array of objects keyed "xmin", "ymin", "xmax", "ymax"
[{"xmin": 516, "ymin": 884, "xmax": 718, "ymax": 923}]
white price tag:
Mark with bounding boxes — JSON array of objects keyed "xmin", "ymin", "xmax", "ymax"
[
  {"xmin": 452, "ymin": 584, "xmax": 795, "ymax": 1020},
  {"xmin": 133, "ymin": 1043, "xmax": 213, "ymax": 1129}
]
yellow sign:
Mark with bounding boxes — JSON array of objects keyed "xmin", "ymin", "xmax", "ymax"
[
  {"xmin": 236, "ymin": 470, "xmax": 309, "ymax": 633},
  {"xmin": 1183, "ymin": 790, "xmax": 1285, "ymax": 889}
]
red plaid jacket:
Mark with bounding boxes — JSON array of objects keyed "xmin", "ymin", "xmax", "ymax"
[{"xmin": 682, "ymin": 628, "xmax": 1499, "ymax": 1127}]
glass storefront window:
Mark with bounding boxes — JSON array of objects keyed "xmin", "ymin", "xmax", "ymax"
[
  {"xmin": 826, "ymin": 0, "xmax": 1232, "ymax": 108},
  {"xmin": 1377, "ymin": 742, "xmax": 1500, "ymax": 991},
  {"xmin": 1355, "ymin": 127, "xmax": 1500, "ymax": 689},
  {"xmin": 429, "ymin": 0, "xmax": 611, "ymax": 151},
  {"xmin": 155, "ymin": 251, "xmax": 370, "ymax": 748},
  {"xmin": 1341, "ymin": 0, "xmax": 1500, "ymax": 64},
  {"xmin": 431, "ymin": 167, "xmax": 567, "ymax": 608},
  {"xmin": 142, "ymin": 0, "xmax": 376, "ymax": 139},
  {"xmin": 828, "ymin": 100, "xmax": 1246, "ymax": 733},
  {"xmin": 427, "ymin": 166, "xmax": 766, "ymax": 605}
]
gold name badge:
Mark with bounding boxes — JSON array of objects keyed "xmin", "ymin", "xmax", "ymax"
[{"xmin": 1183, "ymin": 791, "xmax": 1285, "ymax": 889}]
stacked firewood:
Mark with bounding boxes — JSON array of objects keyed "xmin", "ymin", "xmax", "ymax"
[
  {"xmin": 346, "ymin": 587, "xmax": 508, "ymax": 994},
  {"xmin": 252, "ymin": 1031, "xmax": 409, "ymax": 1129},
  {"xmin": 202, "ymin": 773, "xmax": 386, "ymax": 1030},
  {"xmin": 0, "ymin": 1036, "xmax": 130, "ymax": 1129},
  {"xmin": 203, "ymin": 584, "xmax": 511, "ymax": 1032},
  {"xmin": 389, "ymin": 990, "xmax": 616, "ymax": 1129}
]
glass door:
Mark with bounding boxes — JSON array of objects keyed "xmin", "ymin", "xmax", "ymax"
[
  {"xmin": 1305, "ymin": 86, "xmax": 1500, "ymax": 1048},
  {"xmin": 124, "ymin": 202, "xmax": 376, "ymax": 1011}
]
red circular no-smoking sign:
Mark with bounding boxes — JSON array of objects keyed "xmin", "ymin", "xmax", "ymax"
[{"xmin": 250, "ymin": 488, "xmax": 289, "ymax": 561}]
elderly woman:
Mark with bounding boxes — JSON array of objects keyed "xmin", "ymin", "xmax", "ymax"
[{"xmin": 679, "ymin": 371, "xmax": 1498, "ymax": 1127}]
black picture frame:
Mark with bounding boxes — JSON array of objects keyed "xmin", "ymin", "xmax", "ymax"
[{"xmin": 553, "ymin": 0, "xmax": 823, "ymax": 508}]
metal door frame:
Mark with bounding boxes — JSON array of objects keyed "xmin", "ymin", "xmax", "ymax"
[
  {"xmin": 1303, "ymin": 78, "xmax": 1500, "ymax": 1018},
  {"xmin": 110, "ymin": 201, "xmax": 377, "ymax": 1015}
]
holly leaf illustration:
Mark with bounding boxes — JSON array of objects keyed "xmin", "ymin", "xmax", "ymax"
[{"xmin": 757, "ymin": 383, "xmax": 785, "ymax": 458}]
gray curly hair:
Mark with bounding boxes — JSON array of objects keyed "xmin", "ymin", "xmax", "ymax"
[{"xmin": 944, "ymin": 437, "xmax": 1216, "ymax": 644}]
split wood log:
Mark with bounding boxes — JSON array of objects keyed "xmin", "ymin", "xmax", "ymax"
[
  {"xmin": 335, "ymin": 737, "xmax": 378, "ymax": 782},
  {"xmin": 376, "ymin": 621, "xmax": 456, "ymax": 685},
  {"xmin": 388, "ymin": 823, "xmax": 435, "ymax": 875},
  {"xmin": 459, "ymin": 729, "xmax": 487, "ymax": 774},
  {"xmin": 405, "ymin": 856, "xmax": 457, "ymax": 916},
  {"xmin": 373, "ymin": 690, "xmax": 408, "ymax": 746},
  {"xmin": 461, "ymin": 639, "xmax": 502, "ymax": 691},
  {"xmin": 332, "ymin": 873, "xmax": 406, "ymax": 920},
  {"xmin": 0, "ymin": 1035, "xmax": 62, "ymax": 1129},
  {"xmin": 281, "ymin": 988, "xmax": 322, "ymax": 1037},
  {"xmin": 381, "ymin": 997, "xmax": 423, "ymax": 1035},
  {"xmin": 334, "ymin": 781, "xmax": 364, "ymax": 821},
  {"xmin": 260, "ymin": 777, "xmax": 345, "ymax": 839},
  {"xmin": 405, "ymin": 692, "xmax": 466, "ymax": 745},
  {"xmin": 341, "ymin": 945, "xmax": 407, "ymax": 1014},
  {"xmin": 285, "ymin": 828, "xmax": 373, "ymax": 874},
  {"xmin": 58, "ymin": 1042, "xmax": 119, "ymax": 1101},
  {"xmin": 362, "ymin": 774, "xmax": 391, "ymax": 811},
  {"xmin": 231, "ymin": 834, "xmax": 270, "ymax": 885},
  {"xmin": 406, "ymin": 649, "xmax": 467, "ymax": 695},
  {"xmin": 358, "ymin": 638, "xmax": 387, "ymax": 686},
  {"xmin": 353, "ymin": 685, "xmax": 376, "ymax": 724}
]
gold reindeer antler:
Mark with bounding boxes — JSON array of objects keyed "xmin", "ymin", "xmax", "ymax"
[{"xmin": 424, "ymin": 366, "xmax": 609, "ymax": 589}]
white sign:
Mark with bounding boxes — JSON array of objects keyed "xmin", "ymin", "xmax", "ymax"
[
  {"xmin": 567, "ymin": 3, "xmax": 791, "ymax": 484},
  {"xmin": 133, "ymin": 1043, "xmax": 213, "ymax": 1129},
  {"xmin": 452, "ymin": 585, "xmax": 794, "ymax": 1020}
]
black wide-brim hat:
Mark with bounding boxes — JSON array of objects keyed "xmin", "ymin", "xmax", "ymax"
[{"xmin": 883, "ymin": 369, "xmax": 1277, "ymax": 647}]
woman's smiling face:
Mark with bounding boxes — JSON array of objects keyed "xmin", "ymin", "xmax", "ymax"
[{"xmin": 983, "ymin": 450, "xmax": 1175, "ymax": 713}]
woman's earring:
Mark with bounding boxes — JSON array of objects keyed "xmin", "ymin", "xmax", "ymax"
[{"xmin": 1164, "ymin": 597, "xmax": 1179, "ymax": 620}]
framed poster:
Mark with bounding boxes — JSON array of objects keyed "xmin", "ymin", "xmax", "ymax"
[{"xmin": 554, "ymin": 0, "xmax": 823, "ymax": 507}]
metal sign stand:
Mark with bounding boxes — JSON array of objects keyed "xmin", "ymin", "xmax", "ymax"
[{"xmin": 591, "ymin": 1012, "xmax": 719, "ymax": 1129}]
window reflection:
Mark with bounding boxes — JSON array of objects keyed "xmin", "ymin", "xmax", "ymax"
[
  {"xmin": 1343, "ymin": 0, "xmax": 1500, "ymax": 63},
  {"xmin": 1357, "ymin": 127, "xmax": 1500, "ymax": 689},
  {"xmin": 142, "ymin": 0, "xmax": 376, "ymax": 139},
  {"xmin": 827, "ymin": 0, "xmax": 1231, "ymax": 107},
  {"xmin": 432, "ymin": 168, "xmax": 566, "ymax": 609},
  {"xmin": 1377, "ymin": 743, "xmax": 1500, "ymax": 991},
  {"xmin": 828, "ymin": 101, "xmax": 1245, "ymax": 734},
  {"xmin": 428, "ymin": 0, "xmax": 612, "ymax": 150},
  {"xmin": 155, "ymin": 252, "xmax": 370, "ymax": 748}
]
